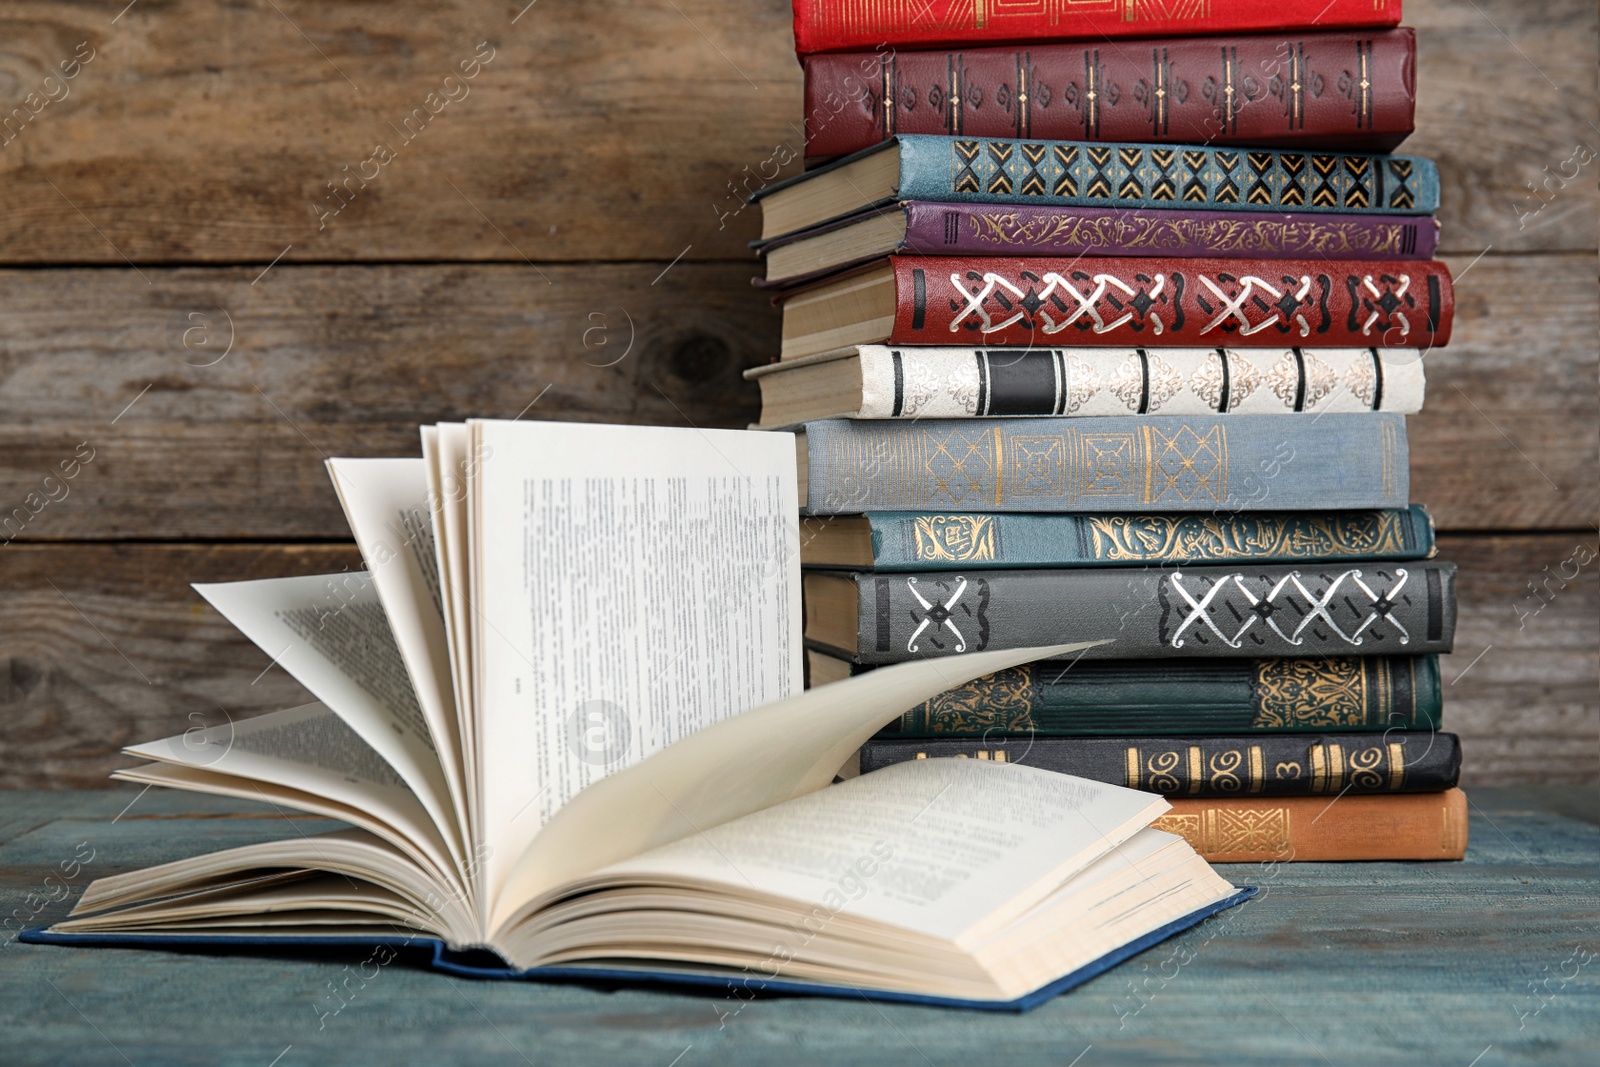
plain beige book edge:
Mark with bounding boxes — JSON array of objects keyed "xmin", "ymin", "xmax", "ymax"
[
  {"xmin": 758, "ymin": 145, "xmax": 902, "ymax": 240},
  {"xmin": 763, "ymin": 208, "xmax": 908, "ymax": 282},
  {"xmin": 780, "ymin": 263, "xmax": 897, "ymax": 360}
]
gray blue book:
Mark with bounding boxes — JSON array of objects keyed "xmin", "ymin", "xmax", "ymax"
[{"xmin": 798, "ymin": 413, "xmax": 1409, "ymax": 514}]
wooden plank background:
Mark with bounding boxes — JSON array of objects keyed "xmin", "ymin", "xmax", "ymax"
[{"xmin": 0, "ymin": 0, "xmax": 1595, "ymax": 786}]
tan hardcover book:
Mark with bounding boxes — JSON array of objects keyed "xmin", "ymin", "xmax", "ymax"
[{"xmin": 1155, "ymin": 789, "xmax": 1468, "ymax": 862}]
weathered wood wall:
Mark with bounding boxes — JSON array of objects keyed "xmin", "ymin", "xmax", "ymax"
[{"xmin": 1, "ymin": 0, "xmax": 1595, "ymax": 786}]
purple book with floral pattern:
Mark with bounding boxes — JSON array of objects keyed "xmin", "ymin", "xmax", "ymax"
[{"xmin": 757, "ymin": 201, "xmax": 1437, "ymax": 288}]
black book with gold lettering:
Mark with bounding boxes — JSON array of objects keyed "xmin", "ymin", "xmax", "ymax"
[{"xmin": 859, "ymin": 732, "xmax": 1461, "ymax": 798}]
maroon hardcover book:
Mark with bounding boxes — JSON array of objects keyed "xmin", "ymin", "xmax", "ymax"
[
  {"xmin": 783, "ymin": 255, "xmax": 1454, "ymax": 349},
  {"xmin": 804, "ymin": 29, "xmax": 1416, "ymax": 160}
]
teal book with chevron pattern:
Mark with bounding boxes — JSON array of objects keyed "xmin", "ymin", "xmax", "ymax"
[{"xmin": 754, "ymin": 135, "xmax": 1436, "ymax": 239}]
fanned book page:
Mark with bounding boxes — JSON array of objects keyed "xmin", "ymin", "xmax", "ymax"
[
  {"xmin": 326, "ymin": 457, "xmax": 467, "ymax": 844},
  {"xmin": 466, "ymin": 420, "xmax": 803, "ymax": 902}
]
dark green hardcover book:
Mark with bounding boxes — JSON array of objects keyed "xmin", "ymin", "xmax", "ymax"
[
  {"xmin": 801, "ymin": 506, "xmax": 1436, "ymax": 572},
  {"xmin": 804, "ymin": 561, "xmax": 1456, "ymax": 664},
  {"xmin": 859, "ymin": 731, "xmax": 1462, "ymax": 798},
  {"xmin": 868, "ymin": 656, "xmax": 1442, "ymax": 737}
]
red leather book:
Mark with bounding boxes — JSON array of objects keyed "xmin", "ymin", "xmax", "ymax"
[
  {"xmin": 793, "ymin": 0, "xmax": 1403, "ymax": 56},
  {"xmin": 804, "ymin": 29, "xmax": 1416, "ymax": 159},
  {"xmin": 778, "ymin": 255, "xmax": 1452, "ymax": 358}
]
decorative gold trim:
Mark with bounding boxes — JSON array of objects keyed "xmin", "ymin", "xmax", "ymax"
[
  {"xmin": 1252, "ymin": 658, "xmax": 1371, "ymax": 728},
  {"xmin": 912, "ymin": 666, "xmax": 1037, "ymax": 734},
  {"xmin": 1311, "ymin": 743, "xmax": 1351, "ymax": 792},
  {"xmin": 1086, "ymin": 512, "xmax": 1410, "ymax": 566},
  {"xmin": 964, "ymin": 209, "xmax": 1416, "ymax": 256},
  {"xmin": 911, "ymin": 515, "xmax": 997, "ymax": 563},
  {"xmin": 1200, "ymin": 805, "xmax": 1291, "ymax": 856}
]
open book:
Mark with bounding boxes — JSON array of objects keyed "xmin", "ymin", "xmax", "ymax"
[{"xmin": 25, "ymin": 420, "xmax": 1250, "ymax": 1010}]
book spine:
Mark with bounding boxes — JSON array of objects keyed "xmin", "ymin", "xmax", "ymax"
[
  {"xmin": 895, "ymin": 135, "xmax": 1438, "ymax": 215},
  {"xmin": 855, "ymin": 346, "xmax": 1424, "ymax": 418},
  {"xmin": 1153, "ymin": 789, "xmax": 1470, "ymax": 861},
  {"xmin": 886, "ymin": 256, "xmax": 1453, "ymax": 348},
  {"xmin": 884, "ymin": 655, "xmax": 1443, "ymax": 736},
  {"xmin": 792, "ymin": 0, "xmax": 1403, "ymax": 56},
  {"xmin": 827, "ymin": 560, "xmax": 1456, "ymax": 664},
  {"xmin": 860, "ymin": 506, "xmax": 1437, "ymax": 570},
  {"xmin": 899, "ymin": 203, "xmax": 1439, "ymax": 260},
  {"xmin": 801, "ymin": 413, "xmax": 1410, "ymax": 514},
  {"xmin": 859, "ymin": 732, "xmax": 1462, "ymax": 796},
  {"xmin": 804, "ymin": 30, "xmax": 1416, "ymax": 158}
]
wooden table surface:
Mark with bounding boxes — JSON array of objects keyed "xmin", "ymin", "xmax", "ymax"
[{"xmin": 2, "ymin": 785, "xmax": 1596, "ymax": 1066}]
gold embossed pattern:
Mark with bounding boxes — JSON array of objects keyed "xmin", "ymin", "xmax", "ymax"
[
  {"xmin": 910, "ymin": 666, "xmax": 1039, "ymax": 732},
  {"xmin": 911, "ymin": 515, "xmax": 998, "ymax": 562},
  {"xmin": 1084, "ymin": 511, "xmax": 1409, "ymax": 564},
  {"xmin": 1251, "ymin": 657, "xmax": 1373, "ymax": 727},
  {"xmin": 968, "ymin": 209, "xmax": 1414, "ymax": 256}
]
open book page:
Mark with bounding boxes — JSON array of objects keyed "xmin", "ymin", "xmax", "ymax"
[
  {"xmin": 326, "ymin": 457, "xmax": 470, "ymax": 850},
  {"xmin": 60, "ymin": 829, "xmax": 477, "ymax": 945},
  {"xmin": 123, "ymin": 702, "xmax": 460, "ymax": 896},
  {"xmin": 427, "ymin": 424, "xmax": 480, "ymax": 846},
  {"xmin": 492, "ymin": 641, "xmax": 1097, "ymax": 933},
  {"xmin": 420, "ymin": 425, "xmax": 474, "ymax": 799},
  {"xmin": 467, "ymin": 420, "xmax": 803, "ymax": 907},
  {"xmin": 193, "ymin": 575, "xmax": 462, "ymax": 869},
  {"xmin": 970, "ymin": 828, "xmax": 1234, "ymax": 989},
  {"xmin": 581, "ymin": 760, "xmax": 1164, "ymax": 947},
  {"xmin": 107, "ymin": 762, "xmax": 467, "ymax": 917}
]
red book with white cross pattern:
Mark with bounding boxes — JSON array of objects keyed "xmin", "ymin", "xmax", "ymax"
[{"xmin": 779, "ymin": 256, "xmax": 1453, "ymax": 355}]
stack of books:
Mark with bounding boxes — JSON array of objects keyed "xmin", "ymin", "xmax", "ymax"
[{"xmin": 752, "ymin": 0, "xmax": 1467, "ymax": 862}]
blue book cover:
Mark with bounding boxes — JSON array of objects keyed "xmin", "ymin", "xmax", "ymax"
[
  {"xmin": 806, "ymin": 506, "xmax": 1436, "ymax": 571},
  {"xmin": 801, "ymin": 413, "xmax": 1409, "ymax": 514},
  {"xmin": 756, "ymin": 135, "xmax": 1438, "ymax": 217},
  {"xmin": 21, "ymin": 888, "xmax": 1256, "ymax": 1013}
]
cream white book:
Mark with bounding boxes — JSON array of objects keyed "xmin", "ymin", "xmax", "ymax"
[
  {"xmin": 746, "ymin": 345, "xmax": 1426, "ymax": 426},
  {"xmin": 27, "ymin": 420, "xmax": 1248, "ymax": 1009}
]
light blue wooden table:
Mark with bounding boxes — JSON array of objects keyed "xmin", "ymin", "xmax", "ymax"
[{"xmin": 2, "ymin": 786, "xmax": 1595, "ymax": 1066}]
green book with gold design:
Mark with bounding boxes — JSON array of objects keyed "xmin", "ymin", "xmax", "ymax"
[
  {"xmin": 836, "ymin": 655, "xmax": 1442, "ymax": 736},
  {"xmin": 802, "ymin": 506, "xmax": 1434, "ymax": 571}
]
